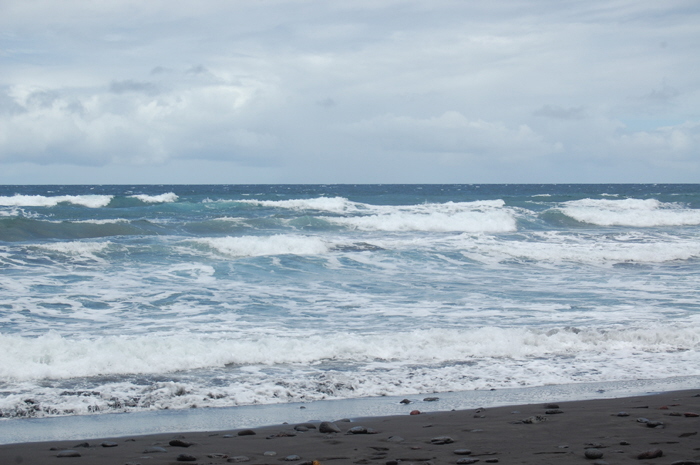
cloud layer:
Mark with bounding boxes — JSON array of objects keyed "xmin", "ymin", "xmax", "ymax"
[{"xmin": 1, "ymin": 0, "xmax": 699, "ymax": 183}]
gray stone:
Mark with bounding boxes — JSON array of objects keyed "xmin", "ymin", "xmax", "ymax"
[
  {"xmin": 319, "ymin": 421, "xmax": 342, "ymax": 433},
  {"xmin": 237, "ymin": 429, "xmax": 256, "ymax": 436},
  {"xmin": 283, "ymin": 455, "xmax": 301, "ymax": 461},
  {"xmin": 584, "ymin": 448, "xmax": 604, "ymax": 459},
  {"xmin": 227, "ymin": 455, "xmax": 251, "ymax": 462},
  {"xmin": 143, "ymin": 446, "xmax": 168, "ymax": 453},
  {"xmin": 430, "ymin": 436, "xmax": 454, "ymax": 445},
  {"xmin": 456, "ymin": 459, "xmax": 479, "ymax": 464},
  {"xmin": 176, "ymin": 454, "xmax": 197, "ymax": 462},
  {"xmin": 100, "ymin": 441, "xmax": 118, "ymax": 447},
  {"xmin": 56, "ymin": 450, "xmax": 81, "ymax": 458},
  {"xmin": 453, "ymin": 449, "xmax": 472, "ymax": 455}
]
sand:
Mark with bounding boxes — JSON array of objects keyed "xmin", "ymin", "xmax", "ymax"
[{"xmin": 1, "ymin": 389, "xmax": 699, "ymax": 465}]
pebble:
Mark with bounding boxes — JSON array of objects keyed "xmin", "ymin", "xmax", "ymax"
[
  {"xmin": 615, "ymin": 411, "xmax": 629, "ymax": 417},
  {"xmin": 456, "ymin": 459, "xmax": 479, "ymax": 464},
  {"xmin": 545, "ymin": 403, "xmax": 560, "ymax": 409},
  {"xmin": 430, "ymin": 436, "xmax": 454, "ymax": 445},
  {"xmin": 101, "ymin": 441, "xmax": 118, "ymax": 447},
  {"xmin": 73, "ymin": 442, "xmax": 90, "ymax": 448},
  {"xmin": 227, "ymin": 455, "xmax": 251, "ymax": 462},
  {"xmin": 348, "ymin": 426, "xmax": 374, "ymax": 434},
  {"xmin": 386, "ymin": 436, "xmax": 405, "ymax": 443},
  {"xmin": 319, "ymin": 421, "xmax": 342, "ymax": 433},
  {"xmin": 637, "ymin": 449, "xmax": 663, "ymax": 459},
  {"xmin": 423, "ymin": 397, "xmax": 439, "ymax": 402},
  {"xmin": 410, "ymin": 410, "xmax": 421, "ymax": 415},
  {"xmin": 620, "ymin": 441, "xmax": 631, "ymax": 445},
  {"xmin": 400, "ymin": 399, "xmax": 412, "ymax": 404},
  {"xmin": 237, "ymin": 429, "xmax": 256, "ymax": 436},
  {"xmin": 521, "ymin": 415, "xmax": 547, "ymax": 424},
  {"xmin": 485, "ymin": 460, "xmax": 499, "ymax": 464},
  {"xmin": 263, "ymin": 451, "xmax": 277, "ymax": 456},
  {"xmin": 646, "ymin": 421, "xmax": 665, "ymax": 428},
  {"xmin": 169, "ymin": 439, "xmax": 193, "ymax": 447},
  {"xmin": 56, "ymin": 450, "xmax": 81, "ymax": 458},
  {"xmin": 453, "ymin": 449, "xmax": 472, "ymax": 455},
  {"xmin": 684, "ymin": 412, "xmax": 700, "ymax": 417},
  {"xmin": 176, "ymin": 454, "xmax": 198, "ymax": 462},
  {"xmin": 283, "ymin": 455, "xmax": 302, "ymax": 461},
  {"xmin": 545, "ymin": 409, "xmax": 563, "ymax": 414},
  {"xmin": 584, "ymin": 448, "xmax": 604, "ymax": 459}
]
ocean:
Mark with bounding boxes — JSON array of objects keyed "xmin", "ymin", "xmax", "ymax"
[{"xmin": 1, "ymin": 184, "xmax": 699, "ymax": 423}]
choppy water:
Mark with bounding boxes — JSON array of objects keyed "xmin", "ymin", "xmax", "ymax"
[{"xmin": 1, "ymin": 184, "xmax": 699, "ymax": 419}]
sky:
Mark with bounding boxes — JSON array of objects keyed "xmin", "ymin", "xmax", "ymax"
[{"xmin": 1, "ymin": 0, "xmax": 699, "ymax": 184}]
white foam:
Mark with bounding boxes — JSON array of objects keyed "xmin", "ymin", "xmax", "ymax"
[
  {"xmin": 238, "ymin": 197, "xmax": 361, "ymax": 214},
  {"xmin": 1, "ymin": 325, "xmax": 698, "ymax": 382},
  {"xmin": 34, "ymin": 242, "xmax": 110, "ymax": 256},
  {"xmin": 456, "ymin": 232, "xmax": 700, "ymax": 265},
  {"xmin": 328, "ymin": 210, "xmax": 516, "ymax": 232},
  {"xmin": 192, "ymin": 235, "xmax": 331, "ymax": 257},
  {"xmin": 130, "ymin": 192, "xmax": 179, "ymax": 203},
  {"xmin": 0, "ymin": 195, "xmax": 113, "ymax": 208},
  {"xmin": 560, "ymin": 198, "xmax": 700, "ymax": 226}
]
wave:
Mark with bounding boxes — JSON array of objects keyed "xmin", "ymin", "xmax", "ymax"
[
  {"xmin": 1, "ymin": 325, "xmax": 698, "ymax": 382},
  {"xmin": 192, "ymin": 235, "xmax": 331, "ymax": 257},
  {"xmin": 456, "ymin": 232, "xmax": 700, "ymax": 265},
  {"xmin": 237, "ymin": 196, "xmax": 362, "ymax": 214},
  {"xmin": 0, "ymin": 194, "xmax": 113, "ymax": 208},
  {"xmin": 559, "ymin": 198, "xmax": 700, "ymax": 227},
  {"xmin": 129, "ymin": 192, "xmax": 179, "ymax": 203}
]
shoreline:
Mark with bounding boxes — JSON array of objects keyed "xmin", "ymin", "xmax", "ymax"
[
  {"xmin": 1, "ymin": 387, "xmax": 699, "ymax": 464},
  {"xmin": 2, "ymin": 376, "xmax": 700, "ymax": 446}
]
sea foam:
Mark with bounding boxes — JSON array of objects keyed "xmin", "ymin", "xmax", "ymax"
[
  {"xmin": 560, "ymin": 198, "xmax": 700, "ymax": 226},
  {"xmin": 0, "ymin": 194, "xmax": 113, "ymax": 208}
]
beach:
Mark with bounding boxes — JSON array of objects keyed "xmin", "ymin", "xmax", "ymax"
[{"xmin": 2, "ymin": 389, "xmax": 699, "ymax": 465}]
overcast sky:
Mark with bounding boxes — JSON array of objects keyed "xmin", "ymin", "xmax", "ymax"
[{"xmin": 1, "ymin": 0, "xmax": 699, "ymax": 184}]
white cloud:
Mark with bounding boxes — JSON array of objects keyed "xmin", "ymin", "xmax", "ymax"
[{"xmin": 0, "ymin": 0, "xmax": 699, "ymax": 182}]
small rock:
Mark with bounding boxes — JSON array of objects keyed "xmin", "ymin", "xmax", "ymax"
[
  {"xmin": 283, "ymin": 455, "xmax": 301, "ymax": 461},
  {"xmin": 237, "ymin": 429, "xmax": 256, "ymax": 436},
  {"xmin": 430, "ymin": 436, "xmax": 454, "ymax": 445},
  {"xmin": 684, "ymin": 412, "xmax": 700, "ymax": 417},
  {"xmin": 263, "ymin": 451, "xmax": 277, "ymax": 456},
  {"xmin": 522, "ymin": 415, "xmax": 547, "ymax": 424},
  {"xmin": 176, "ymin": 454, "xmax": 197, "ymax": 462},
  {"xmin": 410, "ymin": 410, "xmax": 421, "ymax": 415},
  {"xmin": 222, "ymin": 434, "xmax": 233, "ymax": 438},
  {"xmin": 400, "ymin": 399, "xmax": 412, "ymax": 404},
  {"xmin": 545, "ymin": 403, "xmax": 560, "ymax": 409},
  {"xmin": 208, "ymin": 453, "xmax": 229, "ymax": 459},
  {"xmin": 545, "ymin": 409, "xmax": 563, "ymax": 414},
  {"xmin": 615, "ymin": 411, "xmax": 630, "ymax": 417},
  {"xmin": 584, "ymin": 448, "xmax": 604, "ymax": 459},
  {"xmin": 386, "ymin": 436, "xmax": 404, "ymax": 443},
  {"xmin": 620, "ymin": 441, "xmax": 631, "ymax": 445},
  {"xmin": 73, "ymin": 442, "xmax": 90, "ymax": 448},
  {"xmin": 294, "ymin": 425, "xmax": 309, "ymax": 432},
  {"xmin": 423, "ymin": 397, "xmax": 439, "ymax": 402},
  {"xmin": 453, "ymin": 449, "xmax": 472, "ymax": 455},
  {"xmin": 456, "ymin": 459, "xmax": 479, "ymax": 464},
  {"xmin": 143, "ymin": 446, "xmax": 168, "ymax": 453},
  {"xmin": 101, "ymin": 441, "xmax": 118, "ymax": 447},
  {"xmin": 56, "ymin": 450, "xmax": 81, "ymax": 458},
  {"xmin": 169, "ymin": 439, "xmax": 193, "ymax": 447},
  {"xmin": 636, "ymin": 417, "xmax": 650, "ymax": 423},
  {"xmin": 679, "ymin": 432, "xmax": 697, "ymax": 437},
  {"xmin": 348, "ymin": 426, "xmax": 375, "ymax": 434},
  {"xmin": 227, "ymin": 455, "xmax": 251, "ymax": 462},
  {"xmin": 646, "ymin": 421, "xmax": 665, "ymax": 428},
  {"xmin": 637, "ymin": 449, "xmax": 663, "ymax": 459},
  {"xmin": 485, "ymin": 460, "xmax": 499, "ymax": 464},
  {"xmin": 592, "ymin": 461, "xmax": 609, "ymax": 465},
  {"xmin": 319, "ymin": 421, "xmax": 342, "ymax": 433}
]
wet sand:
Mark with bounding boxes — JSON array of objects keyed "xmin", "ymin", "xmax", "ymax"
[{"xmin": 2, "ymin": 389, "xmax": 699, "ymax": 465}]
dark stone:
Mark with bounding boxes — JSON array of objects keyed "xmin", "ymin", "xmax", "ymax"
[
  {"xmin": 584, "ymin": 448, "xmax": 604, "ymax": 459},
  {"xmin": 620, "ymin": 441, "xmax": 631, "ymax": 445},
  {"xmin": 386, "ymin": 435, "xmax": 404, "ymax": 443},
  {"xmin": 423, "ymin": 397, "xmax": 439, "ymax": 402},
  {"xmin": 56, "ymin": 450, "xmax": 81, "ymax": 458},
  {"xmin": 454, "ymin": 449, "xmax": 472, "ymax": 455},
  {"xmin": 169, "ymin": 439, "xmax": 193, "ymax": 447},
  {"xmin": 684, "ymin": 412, "xmax": 700, "ymax": 417},
  {"xmin": 637, "ymin": 449, "xmax": 663, "ymax": 459},
  {"xmin": 319, "ymin": 421, "xmax": 342, "ymax": 433},
  {"xmin": 176, "ymin": 454, "xmax": 197, "ymax": 462},
  {"xmin": 430, "ymin": 436, "xmax": 454, "ymax": 445},
  {"xmin": 400, "ymin": 399, "xmax": 412, "ymax": 404},
  {"xmin": 545, "ymin": 409, "xmax": 563, "ymax": 414},
  {"xmin": 283, "ymin": 455, "xmax": 301, "ymax": 461},
  {"xmin": 545, "ymin": 403, "xmax": 560, "ymax": 409},
  {"xmin": 636, "ymin": 417, "xmax": 650, "ymax": 423},
  {"xmin": 101, "ymin": 441, "xmax": 118, "ymax": 447},
  {"xmin": 73, "ymin": 442, "xmax": 91, "ymax": 448},
  {"xmin": 615, "ymin": 412, "xmax": 629, "ymax": 417},
  {"xmin": 646, "ymin": 421, "xmax": 665, "ymax": 428},
  {"xmin": 679, "ymin": 432, "xmax": 697, "ymax": 437},
  {"xmin": 294, "ymin": 425, "xmax": 308, "ymax": 432},
  {"xmin": 485, "ymin": 460, "xmax": 499, "ymax": 464},
  {"xmin": 522, "ymin": 415, "xmax": 547, "ymax": 424},
  {"xmin": 237, "ymin": 429, "xmax": 256, "ymax": 436},
  {"xmin": 456, "ymin": 459, "xmax": 479, "ymax": 464}
]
